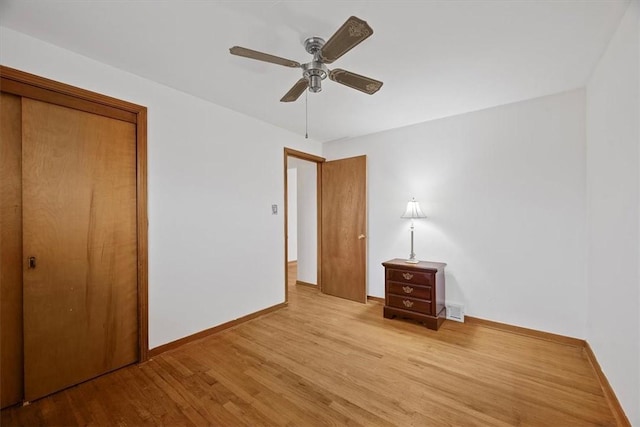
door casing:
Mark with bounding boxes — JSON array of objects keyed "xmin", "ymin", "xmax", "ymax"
[{"xmin": 284, "ymin": 148, "xmax": 325, "ymax": 302}]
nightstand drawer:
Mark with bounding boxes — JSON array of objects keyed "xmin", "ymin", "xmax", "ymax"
[
  {"xmin": 387, "ymin": 269, "xmax": 433, "ymax": 286},
  {"xmin": 388, "ymin": 282, "xmax": 431, "ymax": 300},
  {"xmin": 387, "ymin": 294, "xmax": 432, "ymax": 314}
]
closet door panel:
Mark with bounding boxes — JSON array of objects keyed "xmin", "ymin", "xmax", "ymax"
[
  {"xmin": 22, "ymin": 98, "xmax": 138, "ymax": 401},
  {"xmin": 0, "ymin": 93, "xmax": 24, "ymax": 408}
]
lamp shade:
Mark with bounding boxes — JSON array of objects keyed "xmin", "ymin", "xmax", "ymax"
[{"xmin": 401, "ymin": 197, "xmax": 427, "ymax": 219}]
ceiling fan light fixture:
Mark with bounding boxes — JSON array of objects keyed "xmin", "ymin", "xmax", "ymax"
[
  {"xmin": 302, "ymin": 61, "xmax": 328, "ymax": 93},
  {"xmin": 309, "ymin": 75, "xmax": 322, "ymax": 93}
]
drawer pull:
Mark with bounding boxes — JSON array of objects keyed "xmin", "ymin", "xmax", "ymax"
[
  {"xmin": 402, "ymin": 272, "xmax": 413, "ymax": 280},
  {"xmin": 402, "ymin": 300, "xmax": 414, "ymax": 308},
  {"xmin": 402, "ymin": 286, "xmax": 414, "ymax": 294}
]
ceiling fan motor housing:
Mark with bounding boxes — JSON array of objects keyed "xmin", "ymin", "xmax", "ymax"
[
  {"xmin": 302, "ymin": 61, "xmax": 328, "ymax": 93},
  {"xmin": 303, "ymin": 37, "xmax": 328, "ymax": 92}
]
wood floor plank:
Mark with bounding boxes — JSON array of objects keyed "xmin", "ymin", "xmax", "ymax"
[{"xmin": 2, "ymin": 264, "xmax": 618, "ymax": 426}]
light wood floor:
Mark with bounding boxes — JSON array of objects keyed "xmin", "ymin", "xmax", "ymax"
[{"xmin": 2, "ymin": 265, "xmax": 616, "ymax": 426}]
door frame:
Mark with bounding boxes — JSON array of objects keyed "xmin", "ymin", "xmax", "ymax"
[
  {"xmin": 283, "ymin": 148, "xmax": 324, "ymax": 302},
  {"xmin": 0, "ymin": 65, "xmax": 149, "ymax": 362}
]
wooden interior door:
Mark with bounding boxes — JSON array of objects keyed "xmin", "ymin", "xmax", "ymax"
[
  {"xmin": 1, "ymin": 93, "xmax": 24, "ymax": 408},
  {"xmin": 320, "ymin": 155, "xmax": 367, "ymax": 303},
  {"xmin": 22, "ymin": 98, "xmax": 139, "ymax": 401}
]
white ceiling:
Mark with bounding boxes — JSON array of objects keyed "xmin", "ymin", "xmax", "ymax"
[{"xmin": 0, "ymin": 0, "xmax": 629, "ymax": 142}]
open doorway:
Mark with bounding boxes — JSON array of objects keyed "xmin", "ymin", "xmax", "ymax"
[
  {"xmin": 287, "ymin": 157, "xmax": 318, "ymax": 287},
  {"xmin": 284, "ymin": 149, "xmax": 324, "ymax": 301},
  {"xmin": 284, "ymin": 148, "xmax": 367, "ymax": 304}
]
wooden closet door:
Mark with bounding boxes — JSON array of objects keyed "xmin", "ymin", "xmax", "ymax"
[
  {"xmin": 22, "ymin": 98, "xmax": 138, "ymax": 401},
  {"xmin": 1, "ymin": 93, "xmax": 24, "ymax": 408}
]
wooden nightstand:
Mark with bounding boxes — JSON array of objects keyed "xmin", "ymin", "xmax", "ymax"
[{"xmin": 382, "ymin": 259, "xmax": 447, "ymax": 330}]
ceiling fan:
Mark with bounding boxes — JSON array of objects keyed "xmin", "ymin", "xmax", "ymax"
[{"xmin": 229, "ymin": 16, "xmax": 383, "ymax": 102}]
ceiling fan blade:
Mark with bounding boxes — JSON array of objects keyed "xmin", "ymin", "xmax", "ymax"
[
  {"xmin": 319, "ymin": 16, "xmax": 373, "ymax": 64},
  {"xmin": 281, "ymin": 78, "xmax": 309, "ymax": 102},
  {"xmin": 229, "ymin": 46, "xmax": 300, "ymax": 68},
  {"xmin": 329, "ymin": 69, "xmax": 383, "ymax": 95}
]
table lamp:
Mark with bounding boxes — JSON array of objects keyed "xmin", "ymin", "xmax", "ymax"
[{"xmin": 401, "ymin": 197, "xmax": 427, "ymax": 263}]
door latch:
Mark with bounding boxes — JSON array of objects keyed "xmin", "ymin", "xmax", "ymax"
[{"xmin": 28, "ymin": 256, "xmax": 36, "ymax": 269}]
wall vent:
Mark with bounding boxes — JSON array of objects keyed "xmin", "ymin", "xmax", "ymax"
[{"xmin": 446, "ymin": 303, "xmax": 465, "ymax": 322}]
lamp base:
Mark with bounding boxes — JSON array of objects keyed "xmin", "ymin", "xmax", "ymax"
[{"xmin": 405, "ymin": 259, "xmax": 419, "ymax": 264}]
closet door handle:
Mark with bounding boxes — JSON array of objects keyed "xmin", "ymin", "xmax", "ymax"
[{"xmin": 28, "ymin": 256, "xmax": 36, "ymax": 269}]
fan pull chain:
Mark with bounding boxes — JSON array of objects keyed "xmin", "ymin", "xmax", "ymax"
[{"xmin": 305, "ymin": 89, "xmax": 308, "ymax": 139}]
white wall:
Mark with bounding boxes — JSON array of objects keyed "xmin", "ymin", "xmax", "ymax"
[
  {"xmin": 295, "ymin": 159, "xmax": 318, "ymax": 285},
  {"xmin": 586, "ymin": 1, "xmax": 640, "ymax": 424},
  {"xmin": 287, "ymin": 168, "xmax": 298, "ymax": 262},
  {"xmin": 324, "ymin": 89, "xmax": 587, "ymax": 339},
  {"xmin": 0, "ymin": 27, "xmax": 323, "ymax": 349}
]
